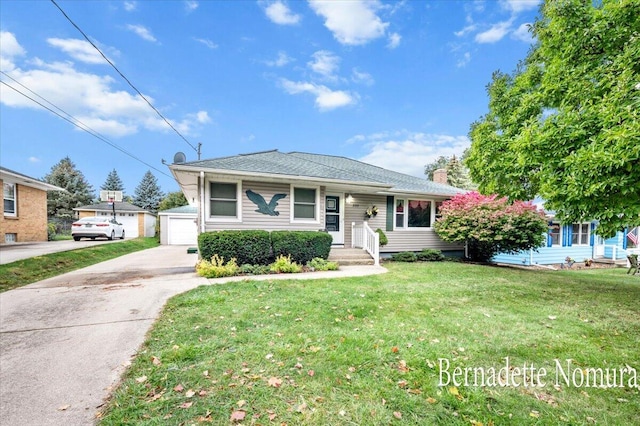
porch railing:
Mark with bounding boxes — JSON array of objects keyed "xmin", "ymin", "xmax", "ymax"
[
  {"xmin": 351, "ymin": 221, "xmax": 380, "ymax": 266},
  {"xmin": 593, "ymin": 244, "xmax": 622, "ymax": 261}
]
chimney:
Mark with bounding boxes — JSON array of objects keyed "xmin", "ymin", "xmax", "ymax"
[{"xmin": 433, "ymin": 168, "xmax": 448, "ymax": 184}]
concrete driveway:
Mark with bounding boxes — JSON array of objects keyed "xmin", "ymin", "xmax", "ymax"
[
  {"xmin": 0, "ymin": 245, "xmax": 206, "ymax": 426},
  {"xmin": 0, "ymin": 239, "xmax": 126, "ymax": 265}
]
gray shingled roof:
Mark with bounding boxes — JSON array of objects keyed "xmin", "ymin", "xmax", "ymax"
[
  {"xmin": 178, "ymin": 150, "xmax": 463, "ymax": 196},
  {"xmin": 158, "ymin": 205, "xmax": 197, "ymax": 214},
  {"xmin": 74, "ymin": 201, "xmax": 152, "ymax": 213}
]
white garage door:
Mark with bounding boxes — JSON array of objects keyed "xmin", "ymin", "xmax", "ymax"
[
  {"xmin": 116, "ymin": 213, "xmax": 139, "ymax": 238},
  {"xmin": 168, "ymin": 217, "xmax": 197, "ymax": 245}
]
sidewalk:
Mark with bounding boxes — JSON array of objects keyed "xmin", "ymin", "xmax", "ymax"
[{"xmin": 0, "ymin": 246, "xmax": 386, "ymax": 425}]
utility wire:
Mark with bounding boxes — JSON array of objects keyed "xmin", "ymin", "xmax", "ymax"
[
  {"xmin": 50, "ymin": 0, "xmax": 200, "ymax": 155},
  {"xmin": 0, "ymin": 76, "xmax": 172, "ymax": 178}
]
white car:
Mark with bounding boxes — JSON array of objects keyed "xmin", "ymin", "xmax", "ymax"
[{"xmin": 72, "ymin": 216, "xmax": 125, "ymax": 241}]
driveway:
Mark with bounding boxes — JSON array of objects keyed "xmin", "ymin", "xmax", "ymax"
[
  {"xmin": 0, "ymin": 245, "xmax": 206, "ymax": 426},
  {"xmin": 0, "ymin": 239, "xmax": 126, "ymax": 265}
]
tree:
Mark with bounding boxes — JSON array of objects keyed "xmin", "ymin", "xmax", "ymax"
[
  {"xmin": 158, "ymin": 191, "xmax": 189, "ymax": 211},
  {"xmin": 424, "ymin": 156, "xmax": 449, "ymax": 180},
  {"xmin": 44, "ymin": 157, "xmax": 95, "ymax": 220},
  {"xmin": 424, "ymin": 154, "xmax": 474, "ymax": 189},
  {"xmin": 466, "ymin": 0, "xmax": 640, "ymax": 237},
  {"xmin": 434, "ymin": 192, "xmax": 548, "ymax": 263},
  {"xmin": 101, "ymin": 169, "xmax": 125, "ymax": 193},
  {"xmin": 132, "ymin": 170, "xmax": 164, "ymax": 212}
]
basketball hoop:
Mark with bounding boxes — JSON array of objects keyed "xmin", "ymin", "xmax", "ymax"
[{"xmin": 108, "ymin": 197, "xmax": 114, "ymax": 206}]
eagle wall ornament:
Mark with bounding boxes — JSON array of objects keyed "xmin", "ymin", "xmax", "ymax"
[{"xmin": 246, "ymin": 190, "xmax": 287, "ymax": 216}]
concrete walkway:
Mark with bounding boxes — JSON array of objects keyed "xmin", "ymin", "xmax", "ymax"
[
  {"xmin": 0, "ymin": 239, "xmax": 125, "ymax": 265},
  {"xmin": 0, "ymin": 246, "xmax": 386, "ymax": 425}
]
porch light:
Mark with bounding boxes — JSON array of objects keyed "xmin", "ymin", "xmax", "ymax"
[{"xmin": 346, "ymin": 194, "xmax": 354, "ymax": 204}]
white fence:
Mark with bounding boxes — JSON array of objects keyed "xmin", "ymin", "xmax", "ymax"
[{"xmin": 351, "ymin": 221, "xmax": 380, "ymax": 266}]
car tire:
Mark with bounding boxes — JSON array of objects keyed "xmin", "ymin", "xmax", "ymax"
[
  {"xmin": 120, "ymin": 230, "xmax": 125, "ymax": 240},
  {"xmin": 73, "ymin": 237, "xmax": 80, "ymax": 241},
  {"xmin": 108, "ymin": 231, "xmax": 114, "ymax": 240}
]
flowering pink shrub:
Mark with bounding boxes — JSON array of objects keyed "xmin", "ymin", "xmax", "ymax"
[{"xmin": 434, "ymin": 192, "xmax": 548, "ymax": 262}]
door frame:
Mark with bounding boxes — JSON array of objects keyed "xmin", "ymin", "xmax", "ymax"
[{"xmin": 325, "ymin": 193, "xmax": 344, "ymax": 246}]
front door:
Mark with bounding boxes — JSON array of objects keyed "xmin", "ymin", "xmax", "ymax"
[{"xmin": 325, "ymin": 194, "xmax": 344, "ymax": 245}]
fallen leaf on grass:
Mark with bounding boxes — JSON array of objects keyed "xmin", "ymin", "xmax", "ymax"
[
  {"xmin": 391, "ymin": 346, "xmax": 399, "ymax": 353},
  {"xmin": 237, "ymin": 399, "xmax": 247, "ymax": 408},
  {"xmin": 135, "ymin": 376, "xmax": 147, "ymax": 383},
  {"xmin": 426, "ymin": 397, "xmax": 437, "ymax": 404},
  {"xmin": 393, "ymin": 411, "xmax": 402, "ymax": 419},
  {"xmin": 307, "ymin": 370, "xmax": 315, "ymax": 377},
  {"xmin": 230, "ymin": 410, "xmax": 246, "ymax": 422},
  {"xmin": 185, "ymin": 389, "xmax": 195, "ymax": 398},
  {"xmin": 268, "ymin": 377, "xmax": 283, "ymax": 388},
  {"xmin": 151, "ymin": 356, "xmax": 161, "ymax": 366},
  {"xmin": 173, "ymin": 384, "xmax": 184, "ymax": 392},
  {"xmin": 179, "ymin": 401, "xmax": 193, "ymax": 409}
]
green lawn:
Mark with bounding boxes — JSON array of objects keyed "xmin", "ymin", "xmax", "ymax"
[
  {"xmin": 0, "ymin": 238, "xmax": 159, "ymax": 292},
  {"xmin": 99, "ymin": 262, "xmax": 640, "ymax": 425}
]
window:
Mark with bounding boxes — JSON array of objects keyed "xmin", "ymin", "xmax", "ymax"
[
  {"xmin": 572, "ymin": 223, "xmax": 590, "ymax": 245},
  {"xmin": 548, "ymin": 222, "xmax": 561, "ymax": 246},
  {"xmin": 210, "ymin": 182, "xmax": 238, "ymax": 218},
  {"xmin": 435, "ymin": 201, "xmax": 444, "ymax": 221},
  {"xmin": 3, "ymin": 183, "xmax": 16, "ymax": 216},
  {"xmin": 395, "ymin": 198, "xmax": 433, "ymax": 228},
  {"xmin": 293, "ymin": 187, "xmax": 317, "ymax": 220}
]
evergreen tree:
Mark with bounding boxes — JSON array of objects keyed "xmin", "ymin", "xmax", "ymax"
[
  {"xmin": 446, "ymin": 156, "xmax": 473, "ymax": 189},
  {"xmin": 424, "ymin": 156, "xmax": 449, "ymax": 181},
  {"xmin": 44, "ymin": 157, "xmax": 95, "ymax": 220},
  {"xmin": 158, "ymin": 191, "xmax": 189, "ymax": 211},
  {"xmin": 101, "ymin": 169, "xmax": 125, "ymax": 194},
  {"xmin": 132, "ymin": 170, "xmax": 164, "ymax": 212}
]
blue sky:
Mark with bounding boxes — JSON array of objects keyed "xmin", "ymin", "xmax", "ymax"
[{"xmin": 0, "ymin": 0, "xmax": 540, "ymax": 196}]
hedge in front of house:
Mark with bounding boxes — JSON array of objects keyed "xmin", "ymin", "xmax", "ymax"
[
  {"xmin": 271, "ymin": 231, "xmax": 333, "ymax": 265},
  {"xmin": 198, "ymin": 230, "xmax": 272, "ymax": 266}
]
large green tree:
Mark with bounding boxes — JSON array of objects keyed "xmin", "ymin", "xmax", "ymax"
[
  {"xmin": 466, "ymin": 0, "xmax": 640, "ymax": 237},
  {"xmin": 132, "ymin": 170, "xmax": 164, "ymax": 212},
  {"xmin": 44, "ymin": 157, "xmax": 95, "ymax": 220},
  {"xmin": 101, "ymin": 169, "xmax": 125, "ymax": 193},
  {"xmin": 158, "ymin": 191, "xmax": 188, "ymax": 211}
]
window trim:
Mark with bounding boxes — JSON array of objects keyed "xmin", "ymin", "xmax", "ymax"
[
  {"xmin": 290, "ymin": 184, "xmax": 320, "ymax": 224},
  {"xmin": 3, "ymin": 182, "xmax": 17, "ymax": 217},
  {"xmin": 206, "ymin": 179, "xmax": 242, "ymax": 223},
  {"xmin": 548, "ymin": 222, "xmax": 562, "ymax": 247},
  {"xmin": 393, "ymin": 197, "xmax": 435, "ymax": 230},
  {"xmin": 571, "ymin": 222, "xmax": 590, "ymax": 246}
]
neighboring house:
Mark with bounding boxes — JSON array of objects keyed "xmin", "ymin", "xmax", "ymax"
[
  {"xmin": 74, "ymin": 202, "xmax": 156, "ymax": 238},
  {"xmin": 1, "ymin": 166, "xmax": 65, "ymax": 243},
  {"xmin": 158, "ymin": 205, "xmax": 198, "ymax": 245},
  {"xmin": 493, "ymin": 200, "xmax": 636, "ymax": 266},
  {"xmin": 168, "ymin": 150, "xmax": 465, "ymax": 257}
]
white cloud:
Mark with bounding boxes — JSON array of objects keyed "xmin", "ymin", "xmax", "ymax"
[
  {"xmin": 511, "ymin": 22, "xmax": 533, "ymax": 42},
  {"xmin": 194, "ymin": 38, "xmax": 218, "ymax": 49},
  {"xmin": 126, "ymin": 24, "xmax": 157, "ymax": 42},
  {"xmin": 263, "ymin": 1, "xmax": 301, "ymax": 25},
  {"xmin": 47, "ymin": 38, "xmax": 114, "ymax": 65},
  {"xmin": 184, "ymin": 1, "xmax": 199, "ymax": 12},
  {"xmin": 387, "ymin": 32, "xmax": 401, "ymax": 49},
  {"xmin": 0, "ymin": 31, "xmax": 26, "ymax": 59},
  {"xmin": 308, "ymin": 50, "xmax": 340, "ymax": 79},
  {"xmin": 28, "ymin": 156, "xmax": 40, "ymax": 163},
  {"xmin": 351, "ymin": 68, "xmax": 374, "ymax": 86},
  {"xmin": 280, "ymin": 79, "xmax": 357, "ymax": 111},
  {"xmin": 454, "ymin": 24, "xmax": 477, "ymax": 37},
  {"xmin": 308, "ymin": 0, "xmax": 389, "ymax": 45},
  {"xmin": 0, "ymin": 32, "xmax": 207, "ymax": 138},
  {"xmin": 475, "ymin": 20, "xmax": 513, "ymax": 44},
  {"xmin": 457, "ymin": 52, "xmax": 471, "ymax": 68},
  {"xmin": 265, "ymin": 51, "xmax": 293, "ymax": 67},
  {"xmin": 500, "ymin": 0, "xmax": 540, "ymax": 13},
  {"xmin": 357, "ymin": 131, "xmax": 471, "ymax": 177},
  {"xmin": 123, "ymin": 1, "xmax": 137, "ymax": 12}
]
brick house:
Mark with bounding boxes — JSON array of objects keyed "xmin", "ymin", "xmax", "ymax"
[{"xmin": 1, "ymin": 167, "xmax": 65, "ymax": 243}]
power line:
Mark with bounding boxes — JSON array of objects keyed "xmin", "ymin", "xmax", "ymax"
[
  {"xmin": 0, "ymin": 74, "xmax": 172, "ymax": 179},
  {"xmin": 49, "ymin": 0, "xmax": 200, "ymax": 157}
]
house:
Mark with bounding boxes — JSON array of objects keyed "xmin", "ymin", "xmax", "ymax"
[
  {"xmin": 158, "ymin": 205, "xmax": 198, "ymax": 245},
  {"xmin": 73, "ymin": 202, "xmax": 156, "ymax": 238},
  {"xmin": 1, "ymin": 167, "xmax": 65, "ymax": 243},
  {"xmin": 168, "ymin": 150, "xmax": 465, "ymax": 259},
  {"xmin": 493, "ymin": 200, "xmax": 637, "ymax": 266}
]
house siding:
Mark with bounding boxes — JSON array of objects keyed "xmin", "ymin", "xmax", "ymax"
[
  {"xmin": 493, "ymin": 246, "xmax": 594, "ymax": 266},
  {"xmin": 343, "ymin": 193, "xmax": 387, "ymax": 247},
  {"xmin": 0, "ymin": 180, "xmax": 48, "ymax": 242},
  {"xmin": 203, "ymin": 181, "xmax": 326, "ymax": 232}
]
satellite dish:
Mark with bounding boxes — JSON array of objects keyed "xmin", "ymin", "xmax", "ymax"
[{"xmin": 173, "ymin": 152, "xmax": 187, "ymax": 163}]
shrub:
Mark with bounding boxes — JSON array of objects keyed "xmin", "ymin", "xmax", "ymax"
[
  {"xmin": 391, "ymin": 251, "xmax": 418, "ymax": 262},
  {"xmin": 47, "ymin": 222, "xmax": 57, "ymax": 241},
  {"xmin": 196, "ymin": 254, "xmax": 239, "ymax": 278},
  {"xmin": 239, "ymin": 264, "xmax": 271, "ymax": 275},
  {"xmin": 417, "ymin": 248, "xmax": 445, "ymax": 262},
  {"xmin": 375, "ymin": 228, "xmax": 388, "ymax": 247},
  {"xmin": 307, "ymin": 257, "xmax": 339, "ymax": 271},
  {"xmin": 271, "ymin": 231, "xmax": 332, "ymax": 264},
  {"xmin": 198, "ymin": 230, "xmax": 272, "ymax": 266},
  {"xmin": 434, "ymin": 192, "xmax": 548, "ymax": 262},
  {"xmin": 270, "ymin": 255, "xmax": 302, "ymax": 274}
]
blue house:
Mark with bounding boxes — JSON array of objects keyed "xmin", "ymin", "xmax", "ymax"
[{"xmin": 493, "ymin": 200, "xmax": 638, "ymax": 266}]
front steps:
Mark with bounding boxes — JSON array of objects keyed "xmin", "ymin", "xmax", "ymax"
[
  {"xmin": 593, "ymin": 257, "xmax": 629, "ymax": 267},
  {"xmin": 328, "ymin": 248, "xmax": 375, "ymax": 266}
]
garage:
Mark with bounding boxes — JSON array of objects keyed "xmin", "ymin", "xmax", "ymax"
[
  {"xmin": 159, "ymin": 206, "xmax": 198, "ymax": 245},
  {"xmin": 74, "ymin": 202, "xmax": 157, "ymax": 239}
]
